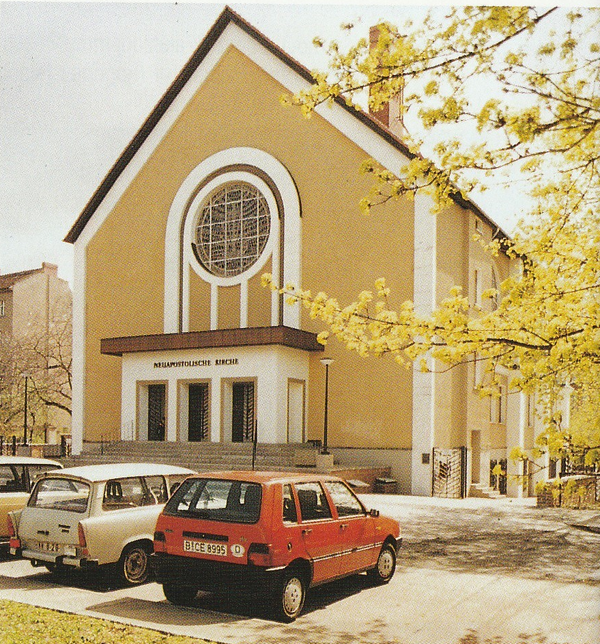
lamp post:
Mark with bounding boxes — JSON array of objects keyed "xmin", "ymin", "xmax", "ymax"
[
  {"xmin": 22, "ymin": 372, "xmax": 32, "ymax": 446},
  {"xmin": 320, "ymin": 358, "xmax": 334, "ymax": 454}
]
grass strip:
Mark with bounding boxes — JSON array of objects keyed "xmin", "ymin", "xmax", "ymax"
[{"xmin": 0, "ymin": 600, "xmax": 217, "ymax": 644}]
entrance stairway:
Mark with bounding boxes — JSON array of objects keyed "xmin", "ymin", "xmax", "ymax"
[
  {"xmin": 61, "ymin": 440, "xmax": 312, "ymax": 473},
  {"xmin": 469, "ymin": 483, "xmax": 506, "ymax": 500}
]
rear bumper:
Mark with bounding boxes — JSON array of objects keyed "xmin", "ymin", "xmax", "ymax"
[
  {"xmin": 20, "ymin": 549, "xmax": 99, "ymax": 569},
  {"xmin": 152, "ymin": 553, "xmax": 279, "ymax": 593}
]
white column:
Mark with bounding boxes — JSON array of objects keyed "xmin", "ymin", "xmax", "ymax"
[
  {"xmin": 507, "ymin": 391, "xmax": 527, "ymax": 498},
  {"xmin": 211, "ymin": 379, "xmax": 222, "ymax": 442},
  {"xmin": 412, "ymin": 193, "xmax": 437, "ymax": 496},
  {"xmin": 71, "ymin": 242, "xmax": 86, "ymax": 455},
  {"xmin": 166, "ymin": 378, "xmax": 178, "ymax": 442}
]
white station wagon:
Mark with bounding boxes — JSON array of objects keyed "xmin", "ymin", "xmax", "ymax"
[{"xmin": 9, "ymin": 462, "xmax": 194, "ymax": 584}]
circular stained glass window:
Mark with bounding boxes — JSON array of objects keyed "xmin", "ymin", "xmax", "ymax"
[{"xmin": 194, "ymin": 183, "xmax": 270, "ymax": 278}]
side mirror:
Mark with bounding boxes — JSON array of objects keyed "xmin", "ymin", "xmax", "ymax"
[{"xmin": 369, "ymin": 508, "xmax": 380, "ymax": 518}]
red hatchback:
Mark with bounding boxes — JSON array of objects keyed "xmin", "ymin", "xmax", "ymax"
[{"xmin": 153, "ymin": 470, "xmax": 401, "ymax": 621}]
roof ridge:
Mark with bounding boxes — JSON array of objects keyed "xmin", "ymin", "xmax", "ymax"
[{"xmin": 64, "ymin": 5, "xmax": 508, "ymax": 245}]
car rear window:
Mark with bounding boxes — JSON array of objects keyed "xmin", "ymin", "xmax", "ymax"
[
  {"xmin": 29, "ymin": 478, "xmax": 91, "ymax": 513},
  {"xmin": 164, "ymin": 478, "xmax": 262, "ymax": 524}
]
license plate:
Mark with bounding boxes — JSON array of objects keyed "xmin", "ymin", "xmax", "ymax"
[
  {"xmin": 36, "ymin": 541, "xmax": 60, "ymax": 553},
  {"xmin": 183, "ymin": 540, "xmax": 227, "ymax": 557}
]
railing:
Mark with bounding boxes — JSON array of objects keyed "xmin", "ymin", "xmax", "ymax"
[{"xmin": 0, "ymin": 435, "xmax": 71, "ymax": 458}]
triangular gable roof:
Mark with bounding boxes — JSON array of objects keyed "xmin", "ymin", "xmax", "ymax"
[{"xmin": 64, "ymin": 5, "xmax": 507, "ymax": 245}]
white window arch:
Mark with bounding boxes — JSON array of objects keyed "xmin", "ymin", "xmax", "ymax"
[{"xmin": 164, "ymin": 148, "xmax": 301, "ymax": 333}]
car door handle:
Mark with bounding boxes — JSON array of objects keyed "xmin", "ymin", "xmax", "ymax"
[
  {"xmin": 37, "ymin": 530, "xmax": 49, "ymax": 536},
  {"xmin": 302, "ymin": 528, "xmax": 312, "ymax": 535}
]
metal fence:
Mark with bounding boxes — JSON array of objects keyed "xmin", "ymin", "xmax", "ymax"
[
  {"xmin": 432, "ymin": 447, "xmax": 468, "ymax": 498},
  {"xmin": 0, "ymin": 435, "xmax": 71, "ymax": 458}
]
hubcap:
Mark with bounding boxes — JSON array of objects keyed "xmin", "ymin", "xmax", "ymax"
[
  {"xmin": 125, "ymin": 548, "xmax": 147, "ymax": 582},
  {"xmin": 283, "ymin": 576, "xmax": 304, "ymax": 616},
  {"xmin": 378, "ymin": 549, "xmax": 395, "ymax": 578}
]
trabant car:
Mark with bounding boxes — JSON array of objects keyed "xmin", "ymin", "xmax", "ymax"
[
  {"xmin": 152, "ymin": 470, "xmax": 401, "ymax": 621},
  {"xmin": 9, "ymin": 462, "xmax": 194, "ymax": 584},
  {"xmin": 0, "ymin": 455, "xmax": 62, "ymax": 550}
]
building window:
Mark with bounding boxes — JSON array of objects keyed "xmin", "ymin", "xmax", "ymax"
[
  {"xmin": 474, "ymin": 269, "xmax": 482, "ymax": 307},
  {"xmin": 473, "ymin": 353, "xmax": 483, "ymax": 389},
  {"xmin": 193, "ymin": 182, "xmax": 270, "ymax": 278},
  {"xmin": 490, "ymin": 384, "xmax": 506, "ymax": 424},
  {"xmin": 491, "ymin": 267, "xmax": 500, "ymax": 310},
  {"xmin": 0, "ymin": 300, "xmax": 4, "ymax": 316},
  {"xmin": 527, "ymin": 394, "xmax": 536, "ymax": 427}
]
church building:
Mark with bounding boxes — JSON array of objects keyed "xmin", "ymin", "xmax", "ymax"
[{"xmin": 65, "ymin": 7, "xmax": 539, "ymax": 497}]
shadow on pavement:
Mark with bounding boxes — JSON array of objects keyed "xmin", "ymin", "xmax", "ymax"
[
  {"xmin": 88, "ymin": 573, "xmax": 369, "ymax": 627},
  {"xmin": 398, "ymin": 504, "xmax": 600, "ymax": 585}
]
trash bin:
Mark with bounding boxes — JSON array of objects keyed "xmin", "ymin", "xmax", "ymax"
[{"xmin": 374, "ymin": 477, "xmax": 397, "ymax": 494}]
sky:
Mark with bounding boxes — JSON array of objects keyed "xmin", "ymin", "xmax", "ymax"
[{"xmin": 0, "ymin": 1, "xmax": 558, "ymax": 286}]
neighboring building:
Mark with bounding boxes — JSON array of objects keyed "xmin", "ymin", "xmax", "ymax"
[
  {"xmin": 65, "ymin": 7, "xmax": 543, "ymax": 496},
  {"xmin": 0, "ymin": 263, "xmax": 72, "ymax": 440}
]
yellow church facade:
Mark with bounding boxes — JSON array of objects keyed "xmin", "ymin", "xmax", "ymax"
[{"xmin": 66, "ymin": 8, "xmax": 540, "ymax": 497}]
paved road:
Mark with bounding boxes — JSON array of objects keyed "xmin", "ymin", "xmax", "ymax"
[{"xmin": 1, "ymin": 495, "xmax": 598, "ymax": 644}]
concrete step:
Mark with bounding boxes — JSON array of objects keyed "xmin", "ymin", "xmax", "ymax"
[
  {"xmin": 469, "ymin": 483, "xmax": 506, "ymax": 500},
  {"xmin": 63, "ymin": 441, "xmax": 316, "ymax": 472}
]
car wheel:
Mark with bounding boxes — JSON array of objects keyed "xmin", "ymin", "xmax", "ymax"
[
  {"xmin": 367, "ymin": 542, "xmax": 396, "ymax": 585},
  {"xmin": 272, "ymin": 568, "xmax": 307, "ymax": 622},
  {"xmin": 119, "ymin": 542, "xmax": 151, "ymax": 585},
  {"xmin": 163, "ymin": 582, "xmax": 197, "ymax": 606}
]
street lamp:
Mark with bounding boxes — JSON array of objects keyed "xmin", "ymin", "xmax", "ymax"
[
  {"xmin": 320, "ymin": 357, "xmax": 334, "ymax": 454},
  {"xmin": 22, "ymin": 372, "xmax": 32, "ymax": 446}
]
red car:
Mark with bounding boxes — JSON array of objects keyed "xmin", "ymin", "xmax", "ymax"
[{"xmin": 153, "ymin": 470, "xmax": 401, "ymax": 621}]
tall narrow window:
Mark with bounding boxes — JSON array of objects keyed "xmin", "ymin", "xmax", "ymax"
[
  {"xmin": 490, "ymin": 385, "xmax": 506, "ymax": 424},
  {"xmin": 491, "ymin": 267, "xmax": 500, "ymax": 310},
  {"xmin": 474, "ymin": 269, "xmax": 482, "ymax": 307},
  {"xmin": 0, "ymin": 300, "xmax": 5, "ymax": 316}
]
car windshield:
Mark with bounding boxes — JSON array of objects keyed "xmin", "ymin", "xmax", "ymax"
[
  {"xmin": 164, "ymin": 478, "xmax": 262, "ymax": 524},
  {"xmin": 29, "ymin": 478, "xmax": 91, "ymax": 514}
]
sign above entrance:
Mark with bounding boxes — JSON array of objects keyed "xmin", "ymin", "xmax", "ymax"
[{"xmin": 153, "ymin": 358, "xmax": 239, "ymax": 369}]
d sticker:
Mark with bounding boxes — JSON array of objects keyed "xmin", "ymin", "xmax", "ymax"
[{"xmin": 231, "ymin": 544, "xmax": 245, "ymax": 558}]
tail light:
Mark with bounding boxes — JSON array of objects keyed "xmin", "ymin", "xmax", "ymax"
[
  {"xmin": 248, "ymin": 543, "xmax": 272, "ymax": 567},
  {"xmin": 7, "ymin": 515, "xmax": 20, "ymax": 550},
  {"xmin": 154, "ymin": 531, "xmax": 166, "ymax": 553},
  {"xmin": 77, "ymin": 523, "xmax": 90, "ymax": 557}
]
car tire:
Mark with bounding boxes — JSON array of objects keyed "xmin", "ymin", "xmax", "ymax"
[
  {"xmin": 163, "ymin": 582, "xmax": 197, "ymax": 606},
  {"xmin": 367, "ymin": 542, "xmax": 396, "ymax": 585},
  {"xmin": 272, "ymin": 568, "xmax": 307, "ymax": 622},
  {"xmin": 119, "ymin": 542, "xmax": 151, "ymax": 585}
]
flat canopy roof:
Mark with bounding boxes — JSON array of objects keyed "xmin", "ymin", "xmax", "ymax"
[{"xmin": 101, "ymin": 325, "xmax": 324, "ymax": 356}]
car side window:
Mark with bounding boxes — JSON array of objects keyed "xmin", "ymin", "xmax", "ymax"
[
  {"xmin": 295, "ymin": 482, "xmax": 332, "ymax": 521},
  {"xmin": 144, "ymin": 476, "xmax": 168, "ymax": 504},
  {"xmin": 0, "ymin": 465, "xmax": 27, "ymax": 493},
  {"xmin": 323, "ymin": 481, "xmax": 365, "ymax": 517},
  {"xmin": 103, "ymin": 477, "xmax": 146, "ymax": 510},
  {"xmin": 282, "ymin": 484, "xmax": 298, "ymax": 523}
]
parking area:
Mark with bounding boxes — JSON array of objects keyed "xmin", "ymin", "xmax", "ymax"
[{"xmin": 0, "ymin": 494, "xmax": 598, "ymax": 644}]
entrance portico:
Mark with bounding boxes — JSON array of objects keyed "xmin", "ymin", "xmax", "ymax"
[{"xmin": 101, "ymin": 326, "xmax": 322, "ymax": 445}]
